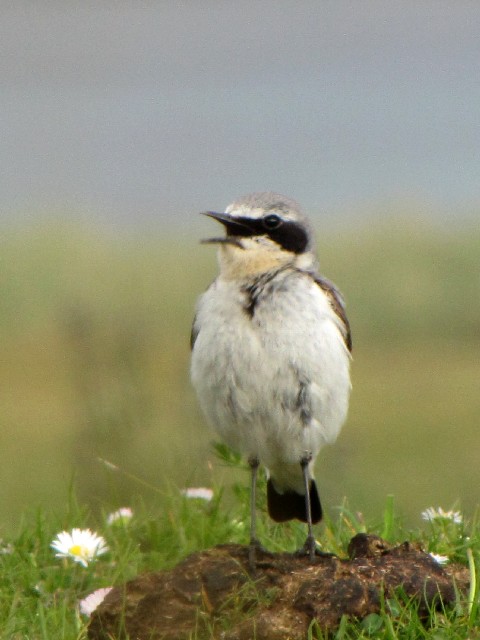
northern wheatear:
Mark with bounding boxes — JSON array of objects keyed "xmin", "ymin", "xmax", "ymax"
[{"xmin": 190, "ymin": 192, "xmax": 352, "ymax": 565}]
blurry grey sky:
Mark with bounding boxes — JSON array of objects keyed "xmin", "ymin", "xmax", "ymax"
[{"xmin": 2, "ymin": 1, "xmax": 480, "ymax": 228}]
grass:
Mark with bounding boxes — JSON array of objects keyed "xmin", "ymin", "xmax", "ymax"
[{"xmin": 0, "ymin": 458, "xmax": 479, "ymax": 639}]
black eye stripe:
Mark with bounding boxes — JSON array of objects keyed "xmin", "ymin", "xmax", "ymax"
[
  {"xmin": 270, "ymin": 222, "xmax": 309, "ymax": 254},
  {"xmin": 225, "ymin": 216, "xmax": 308, "ymax": 254}
]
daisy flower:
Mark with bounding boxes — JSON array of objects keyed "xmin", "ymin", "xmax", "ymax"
[
  {"xmin": 51, "ymin": 528, "xmax": 108, "ymax": 567},
  {"xmin": 181, "ymin": 487, "xmax": 214, "ymax": 501},
  {"xmin": 0, "ymin": 539, "xmax": 13, "ymax": 555},
  {"xmin": 106, "ymin": 507, "xmax": 133, "ymax": 525},
  {"xmin": 79, "ymin": 587, "xmax": 113, "ymax": 616},
  {"xmin": 429, "ymin": 552, "xmax": 449, "ymax": 565},
  {"xmin": 421, "ymin": 507, "xmax": 463, "ymax": 524}
]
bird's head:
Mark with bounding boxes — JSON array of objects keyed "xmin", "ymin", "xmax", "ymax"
[{"xmin": 201, "ymin": 192, "xmax": 317, "ymax": 279}]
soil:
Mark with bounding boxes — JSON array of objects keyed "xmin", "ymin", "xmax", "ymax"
[{"xmin": 88, "ymin": 533, "xmax": 469, "ymax": 640}]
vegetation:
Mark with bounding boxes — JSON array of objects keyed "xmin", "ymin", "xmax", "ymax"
[{"xmin": 0, "ymin": 469, "xmax": 478, "ymax": 639}]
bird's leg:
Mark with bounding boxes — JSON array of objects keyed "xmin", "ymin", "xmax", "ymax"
[
  {"xmin": 248, "ymin": 455, "xmax": 260, "ymax": 569},
  {"xmin": 301, "ymin": 453, "xmax": 317, "ymax": 562}
]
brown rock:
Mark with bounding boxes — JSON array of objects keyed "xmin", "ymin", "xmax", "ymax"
[{"xmin": 88, "ymin": 535, "xmax": 469, "ymax": 640}]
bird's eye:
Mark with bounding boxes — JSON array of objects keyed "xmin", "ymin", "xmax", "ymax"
[{"xmin": 262, "ymin": 214, "xmax": 282, "ymax": 230}]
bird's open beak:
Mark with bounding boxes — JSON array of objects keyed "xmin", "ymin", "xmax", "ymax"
[{"xmin": 199, "ymin": 211, "xmax": 249, "ymax": 248}]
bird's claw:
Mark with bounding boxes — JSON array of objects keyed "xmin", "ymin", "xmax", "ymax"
[{"xmin": 294, "ymin": 536, "xmax": 336, "ymax": 561}]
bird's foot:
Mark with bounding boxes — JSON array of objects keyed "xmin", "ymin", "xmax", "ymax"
[
  {"xmin": 294, "ymin": 535, "xmax": 337, "ymax": 562},
  {"xmin": 248, "ymin": 537, "xmax": 273, "ymax": 571}
]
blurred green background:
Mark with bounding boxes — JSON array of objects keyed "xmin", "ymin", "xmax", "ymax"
[{"xmin": 1, "ymin": 214, "xmax": 478, "ymax": 534}]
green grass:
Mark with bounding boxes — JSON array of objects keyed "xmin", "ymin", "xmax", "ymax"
[{"xmin": 0, "ymin": 463, "xmax": 479, "ymax": 639}]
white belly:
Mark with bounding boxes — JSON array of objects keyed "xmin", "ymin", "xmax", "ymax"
[{"xmin": 191, "ymin": 272, "xmax": 351, "ymax": 493}]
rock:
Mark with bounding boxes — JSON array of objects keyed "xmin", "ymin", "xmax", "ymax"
[{"xmin": 88, "ymin": 535, "xmax": 469, "ymax": 640}]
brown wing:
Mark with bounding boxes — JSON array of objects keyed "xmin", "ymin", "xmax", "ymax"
[{"xmin": 313, "ymin": 275, "xmax": 352, "ymax": 352}]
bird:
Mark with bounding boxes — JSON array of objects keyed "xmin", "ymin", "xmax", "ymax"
[{"xmin": 190, "ymin": 192, "xmax": 352, "ymax": 566}]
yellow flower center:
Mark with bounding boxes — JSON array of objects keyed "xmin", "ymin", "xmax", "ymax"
[{"xmin": 69, "ymin": 544, "xmax": 87, "ymax": 557}]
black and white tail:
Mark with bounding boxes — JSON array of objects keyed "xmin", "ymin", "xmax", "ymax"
[{"xmin": 267, "ymin": 478, "xmax": 322, "ymax": 523}]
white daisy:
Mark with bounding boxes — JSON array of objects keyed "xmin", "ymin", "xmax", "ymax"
[
  {"xmin": 181, "ymin": 487, "xmax": 214, "ymax": 501},
  {"xmin": 106, "ymin": 507, "xmax": 133, "ymax": 525},
  {"xmin": 0, "ymin": 539, "xmax": 13, "ymax": 555},
  {"xmin": 421, "ymin": 507, "xmax": 463, "ymax": 524},
  {"xmin": 79, "ymin": 587, "xmax": 113, "ymax": 616},
  {"xmin": 429, "ymin": 552, "xmax": 449, "ymax": 565},
  {"xmin": 51, "ymin": 528, "xmax": 108, "ymax": 567}
]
